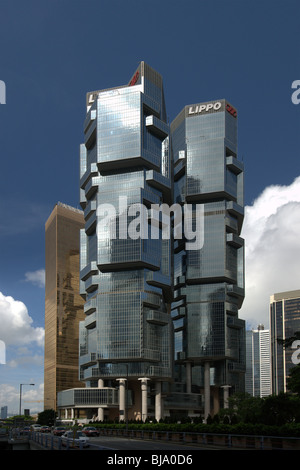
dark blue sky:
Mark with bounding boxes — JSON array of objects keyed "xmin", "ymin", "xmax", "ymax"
[{"xmin": 0, "ymin": 0, "xmax": 300, "ymax": 412}]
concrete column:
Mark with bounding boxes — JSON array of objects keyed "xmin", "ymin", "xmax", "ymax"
[
  {"xmin": 65, "ymin": 409, "xmax": 68, "ymax": 419},
  {"xmin": 186, "ymin": 362, "xmax": 192, "ymax": 393},
  {"xmin": 117, "ymin": 378, "xmax": 126, "ymax": 422},
  {"xmin": 97, "ymin": 407, "xmax": 104, "ymax": 421},
  {"xmin": 138, "ymin": 377, "xmax": 150, "ymax": 422},
  {"xmin": 221, "ymin": 385, "xmax": 231, "ymax": 408},
  {"xmin": 204, "ymin": 362, "xmax": 210, "ymax": 421},
  {"xmin": 155, "ymin": 381, "xmax": 162, "ymax": 422},
  {"xmin": 97, "ymin": 379, "xmax": 105, "ymax": 421}
]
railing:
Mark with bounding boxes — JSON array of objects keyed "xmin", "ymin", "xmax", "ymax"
[
  {"xmin": 95, "ymin": 427, "xmax": 300, "ymax": 450},
  {"xmin": 26, "ymin": 429, "xmax": 300, "ymax": 450},
  {"xmin": 29, "ymin": 431, "xmax": 112, "ymax": 450}
]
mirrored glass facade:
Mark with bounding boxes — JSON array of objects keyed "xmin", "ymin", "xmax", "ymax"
[
  {"xmin": 71, "ymin": 65, "xmax": 246, "ymax": 421},
  {"xmin": 79, "ymin": 63, "xmax": 173, "ymax": 399},
  {"xmin": 171, "ymin": 100, "xmax": 245, "ymax": 407}
]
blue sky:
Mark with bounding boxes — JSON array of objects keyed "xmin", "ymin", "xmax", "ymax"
[{"xmin": 1, "ymin": 0, "xmax": 300, "ymax": 414}]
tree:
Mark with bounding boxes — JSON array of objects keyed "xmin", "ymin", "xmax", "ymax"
[
  {"xmin": 260, "ymin": 393, "xmax": 300, "ymax": 425},
  {"xmin": 277, "ymin": 331, "xmax": 300, "ymax": 348},
  {"xmin": 37, "ymin": 409, "xmax": 56, "ymax": 426},
  {"xmin": 287, "ymin": 364, "xmax": 300, "ymax": 396}
]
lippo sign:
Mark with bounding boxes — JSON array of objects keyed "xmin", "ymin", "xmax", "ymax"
[
  {"xmin": 187, "ymin": 100, "xmax": 237, "ymax": 118},
  {"xmin": 97, "ymin": 197, "xmax": 204, "ymax": 250}
]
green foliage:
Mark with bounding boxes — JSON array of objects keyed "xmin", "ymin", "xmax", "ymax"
[
  {"xmin": 37, "ymin": 409, "xmax": 56, "ymax": 426},
  {"xmin": 5, "ymin": 415, "xmax": 34, "ymax": 423},
  {"xmin": 287, "ymin": 364, "xmax": 300, "ymax": 396},
  {"xmin": 89, "ymin": 420, "xmax": 300, "ymax": 437},
  {"xmin": 88, "ymin": 392, "xmax": 300, "ymax": 438}
]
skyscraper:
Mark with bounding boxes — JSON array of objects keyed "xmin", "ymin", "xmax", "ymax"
[
  {"xmin": 170, "ymin": 99, "xmax": 245, "ymax": 418},
  {"xmin": 270, "ymin": 289, "xmax": 300, "ymax": 394},
  {"xmin": 245, "ymin": 325, "xmax": 271, "ymax": 397},
  {"xmin": 57, "ymin": 62, "xmax": 245, "ymax": 422},
  {"xmin": 44, "ymin": 202, "xmax": 85, "ymax": 410},
  {"xmin": 78, "ymin": 62, "xmax": 173, "ymax": 421}
]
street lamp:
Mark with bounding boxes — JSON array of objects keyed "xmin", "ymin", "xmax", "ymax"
[{"xmin": 19, "ymin": 383, "xmax": 35, "ymax": 416}]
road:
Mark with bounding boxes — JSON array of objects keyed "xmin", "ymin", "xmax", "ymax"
[{"xmin": 86, "ymin": 434, "xmax": 223, "ymax": 451}]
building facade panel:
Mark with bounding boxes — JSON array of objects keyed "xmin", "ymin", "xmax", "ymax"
[{"xmin": 170, "ymin": 98, "xmax": 245, "ymax": 418}]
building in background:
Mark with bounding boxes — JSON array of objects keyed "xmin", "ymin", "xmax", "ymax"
[
  {"xmin": 170, "ymin": 99, "xmax": 245, "ymax": 419},
  {"xmin": 245, "ymin": 325, "xmax": 271, "ymax": 397},
  {"xmin": 1, "ymin": 406, "xmax": 8, "ymax": 419},
  {"xmin": 57, "ymin": 62, "xmax": 245, "ymax": 422},
  {"xmin": 44, "ymin": 202, "xmax": 85, "ymax": 411},
  {"xmin": 270, "ymin": 289, "xmax": 300, "ymax": 394}
]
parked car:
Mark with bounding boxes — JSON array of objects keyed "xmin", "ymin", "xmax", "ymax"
[
  {"xmin": 82, "ymin": 426, "xmax": 99, "ymax": 437},
  {"xmin": 61, "ymin": 431, "xmax": 90, "ymax": 448},
  {"xmin": 53, "ymin": 426, "xmax": 66, "ymax": 436},
  {"xmin": 31, "ymin": 424, "xmax": 42, "ymax": 431},
  {"xmin": 40, "ymin": 426, "xmax": 51, "ymax": 433}
]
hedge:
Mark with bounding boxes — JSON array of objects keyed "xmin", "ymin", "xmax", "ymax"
[{"xmin": 87, "ymin": 421, "xmax": 300, "ymax": 437}]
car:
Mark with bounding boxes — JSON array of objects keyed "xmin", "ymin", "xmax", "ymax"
[
  {"xmin": 31, "ymin": 424, "xmax": 42, "ymax": 431},
  {"xmin": 53, "ymin": 426, "xmax": 66, "ymax": 436},
  {"xmin": 82, "ymin": 426, "xmax": 99, "ymax": 437},
  {"xmin": 40, "ymin": 425, "xmax": 51, "ymax": 433},
  {"xmin": 61, "ymin": 430, "xmax": 90, "ymax": 448}
]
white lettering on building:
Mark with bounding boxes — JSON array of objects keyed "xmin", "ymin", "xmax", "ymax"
[{"xmin": 188, "ymin": 101, "xmax": 222, "ymax": 115}]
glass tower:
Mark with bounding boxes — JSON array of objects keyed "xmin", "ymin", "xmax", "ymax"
[
  {"xmin": 246, "ymin": 325, "xmax": 271, "ymax": 397},
  {"xmin": 79, "ymin": 62, "xmax": 173, "ymax": 421},
  {"xmin": 65, "ymin": 64, "xmax": 247, "ymax": 422},
  {"xmin": 270, "ymin": 289, "xmax": 300, "ymax": 394},
  {"xmin": 171, "ymin": 100, "xmax": 245, "ymax": 418}
]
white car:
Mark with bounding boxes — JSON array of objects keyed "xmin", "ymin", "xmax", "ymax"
[
  {"xmin": 61, "ymin": 430, "xmax": 90, "ymax": 448},
  {"xmin": 31, "ymin": 424, "xmax": 42, "ymax": 431}
]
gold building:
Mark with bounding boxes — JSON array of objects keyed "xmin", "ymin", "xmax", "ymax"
[{"xmin": 44, "ymin": 202, "xmax": 85, "ymax": 410}]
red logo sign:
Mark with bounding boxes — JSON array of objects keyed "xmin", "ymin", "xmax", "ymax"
[
  {"xmin": 130, "ymin": 71, "xmax": 139, "ymax": 86},
  {"xmin": 226, "ymin": 104, "xmax": 237, "ymax": 118}
]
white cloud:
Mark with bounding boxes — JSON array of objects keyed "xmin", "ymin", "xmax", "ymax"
[
  {"xmin": 0, "ymin": 292, "xmax": 44, "ymax": 347},
  {"xmin": 24, "ymin": 269, "xmax": 45, "ymax": 288},
  {"xmin": 240, "ymin": 176, "xmax": 300, "ymax": 329},
  {"xmin": 0, "ymin": 383, "xmax": 44, "ymax": 415}
]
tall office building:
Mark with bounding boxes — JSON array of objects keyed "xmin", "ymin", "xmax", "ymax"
[
  {"xmin": 78, "ymin": 62, "xmax": 173, "ymax": 421},
  {"xmin": 270, "ymin": 289, "xmax": 300, "ymax": 394},
  {"xmin": 245, "ymin": 325, "xmax": 271, "ymax": 397},
  {"xmin": 1, "ymin": 406, "xmax": 8, "ymax": 419},
  {"xmin": 44, "ymin": 202, "xmax": 85, "ymax": 410},
  {"xmin": 57, "ymin": 62, "xmax": 245, "ymax": 422},
  {"xmin": 171, "ymin": 99, "xmax": 245, "ymax": 418}
]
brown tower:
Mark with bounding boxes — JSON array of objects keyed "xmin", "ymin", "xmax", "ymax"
[{"xmin": 44, "ymin": 202, "xmax": 85, "ymax": 410}]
